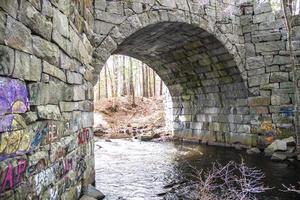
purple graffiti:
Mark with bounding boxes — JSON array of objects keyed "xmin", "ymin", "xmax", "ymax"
[
  {"xmin": 0, "ymin": 77, "xmax": 29, "ymax": 116},
  {"xmin": 0, "ymin": 114, "xmax": 14, "ymax": 133}
]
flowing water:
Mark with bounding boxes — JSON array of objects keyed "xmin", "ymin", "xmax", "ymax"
[{"xmin": 95, "ymin": 139, "xmax": 300, "ymax": 200}]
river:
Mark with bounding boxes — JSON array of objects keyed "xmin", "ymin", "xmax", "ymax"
[{"xmin": 94, "ymin": 139, "xmax": 300, "ymax": 200}]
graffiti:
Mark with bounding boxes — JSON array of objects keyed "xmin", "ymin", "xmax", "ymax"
[
  {"xmin": 31, "ymin": 123, "xmax": 49, "ymax": 150},
  {"xmin": 0, "ymin": 159, "xmax": 27, "ymax": 193},
  {"xmin": 0, "ymin": 77, "xmax": 30, "ymax": 161},
  {"xmin": 78, "ymin": 128, "xmax": 91, "ymax": 144},
  {"xmin": 261, "ymin": 121, "xmax": 273, "ymax": 132},
  {"xmin": 280, "ymin": 107, "xmax": 293, "ymax": 117},
  {"xmin": 0, "ymin": 129, "xmax": 31, "ymax": 161},
  {"xmin": 0, "ymin": 77, "xmax": 29, "ymax": 116},
  {"xmin": 75, "ymin": 156, "xmax": 86, "ymax": 181},
  {"xmin": 45, "ymin": 123, "xmax": 58, "ymax": 144},
  {"xmin": 63, "ymin": 158, "xmax": 73, "ymax": 175},
  {"xmin": 27, "ymin": 159, "xmax": 47, "ymax": 175},
  {"xmin": 33, "ymin": 165, "xmax": 55, "ymax": 195}
]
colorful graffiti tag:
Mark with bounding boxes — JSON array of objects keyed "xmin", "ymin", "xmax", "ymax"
[
  {"xmin": 0, "ymin": 77, "xmax": 30, "ymax": 161},
  {"xmin": 0, "ymin": 77, "xmax": 29, "ymax": 116},
  {"xmin": 31, "ymin": 123, "xmax": 49, "ymax": 150},
  {"xmin": 78, "ymin": 128, "xmax": 91, "ymax": 144},
  {"xmin": 0, "ymin": 159, "xmax": 27, "ymax": 193}
]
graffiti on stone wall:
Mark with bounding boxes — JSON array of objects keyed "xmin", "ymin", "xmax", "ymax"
[
  {"xmin": 0, "ymin": 77, "xmax": 30, "ymax": 161},
  {"xmin": 78, "ymin": 128, "xmax": 91, "ymax": 144},
  {"xmin": 44, "ymin": 123, "xmax": 58, "ymax": 144},
  {"xmin": 280, "ymin": 107, "xmax": 293, "ymax": 117},
  {"xmin": 0, "ymin": 159, "xmax": 27, "ymax": 193},
  {"xmin": 0, "ymin": 129, "xmax": 30, "ymax": 161},
  {"xmin": 75, "ymin": 155, "xmax": 86, "ymax": 181},
  {"xmin": 0, "ymin": 77, "xmax": 29, "ymax": 116},
  {"xmin": 27, "ymin": 158, "xmax": 47, "ymax": 175},
  {"xmin": 33, "ymin": 165, "xmax": 56, "ymax": 195},
  {"xmin": 261, "ymin": 121, "xmax": 273, "ymax": 132},
  {"xmin": 31, "ymin": 123, "xmax": 49, "ymax": 150}
]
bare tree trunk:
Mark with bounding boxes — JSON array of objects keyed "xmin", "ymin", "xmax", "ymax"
[
  {"xmin": 122, "ymin": 55, "xmax": 127, "ymax": 96},
  {"xmin": 98, "ymin": 74, "xmax": 101, "ymax": 100},
  {"xmin": 129, "ymin": 57, "xmax": 136, "ymax": 106},
  {"xmin": 104, "ymin": 63, "xmax": 108, "ymax": 98},
  {"xmin": 282, "ymin": 0, "xmax": 300, "ymax": 149},
  {"xmin": 153, "ymin": 70, "xmax": 156, "ymax": 97},
  {"xmin": 144, "ymin": 64, "xmax": 148, "ymax": 98},
  {"xmin": 113, "ymin": 56, "xmax": 118, "ymax": 98},
  {"xmin": 160, "ymin": 79, "xmax": 163, "ymax": 96},
  {"xmin": 148, "ymin": 68, "xmax": 152, "ymax": 97},
  {"xmin": 142, "ymin": 63, "xmax": 145, "ymax": 97},
  {"xmin": 108, "ymin": 58, "xmax": 116, "ymax": 111}
]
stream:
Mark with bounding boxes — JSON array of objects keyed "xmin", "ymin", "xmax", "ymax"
[{"xmin": 94, "ymin": 139, "xmax": 300, "ymax": 200}]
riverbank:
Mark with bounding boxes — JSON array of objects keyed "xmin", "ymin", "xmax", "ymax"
[{"xmin": 93, "ymin": 96, "xmax": 172, "ymax": 140}]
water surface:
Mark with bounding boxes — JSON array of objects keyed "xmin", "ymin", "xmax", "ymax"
[{"xmin": 95, "ymin": 139, "xmax": 300, "ymax": 200}]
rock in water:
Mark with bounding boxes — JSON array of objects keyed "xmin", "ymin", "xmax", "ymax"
[
  {"xmin": 281, "ymin": 136, "xmax": 296, "ymax": 146},
  {"xmin": 140, "ymin": 135, "xmax": 153, "ymax": 141},
  {"xmin": 80, "ymin": 195, "xmax": 97, "ymax": 200},
  {"xmin": 84, "ymin": 185, "xmax": 105, "ymax": 200},
  {"xmin": 271, "ymin": 152, "xmax": 287, "ymax": 161},
  {"xmin": 246, "ymin": 147, "xmax": 261, "ymax": 155},
  {"xmin": 265, "ymin": 139, "xmax": 287, "ymax": 153}
]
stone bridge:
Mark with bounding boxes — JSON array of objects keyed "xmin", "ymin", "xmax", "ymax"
[{"xmin": 0, "ymin": 0, "xmax": 299, "ymax": 199}]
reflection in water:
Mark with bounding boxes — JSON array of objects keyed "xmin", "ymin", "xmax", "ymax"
[{"xmin": 95, "ymin": 139, "xmax": 300, "ymax": 200}]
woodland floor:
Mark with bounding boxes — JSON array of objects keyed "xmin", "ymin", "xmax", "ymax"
[{"xmin": 93, "ymin": 96, "xmax": 172, "ymax": 141}]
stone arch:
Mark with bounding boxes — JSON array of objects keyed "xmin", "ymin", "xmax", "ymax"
[{"xmin": 92, "ymin": 8, "xmax": 252, "ymax": 146}]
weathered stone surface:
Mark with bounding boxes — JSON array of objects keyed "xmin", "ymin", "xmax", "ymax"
[
  {"xmin": 248, "ymin": 97, "xmax": 270, "ymax": 106},
  {"xmin": 84, "ymin": 185, "xmax": 105, "ymax": 200},
  {"xmin": 246, "ymin": 56, "xmax": 265, "ymax": 70},
  {"xmin": 5, "ymin": 16, "xmax": 32, "ymax": 53},
  {"xmin": 0, "ymin": 0, "xmax": 18, "ymax": 18},
  {"xmin": 255, "ymin": 41, "xmax": 285, "ymax": 52},
  {"xmin": 270, "ymin": 72, "xmax": 289, "ymax": 83},
  {"xmin": 0, "ymin": 12, "xmax": 5, "ymax": 44},
  {"xmin": 33, "ymin": 36, "xmax": 60, "ymax": 65},
  {"xmin": 246, "ymin": 147, "xmax": 261, "ymax": 155},
  {"xmin": 253, "ymin": 12, "xmax": 275, "ymax": 24},
  {"xmin": 43, "ymin": 61, "xmax": 66, "ymax": 82},
  {"xmin": 28, "ymin": 82, "xmax": 73, "ymax": 105},
  {"xmin": 14, "ymin": 51, "xmax": 42, "ymax": 81},
  {"xmin": 42, "ymin": 0, "xmax": 53, "ymax": 17},
  {"xmin": 0, "ymin": 45, "xmax": 14, "ymax": 75},
  {"xmin": 265, "ymin": 139, "xmax": 287, "ymax": 153},
  {"xmin": 271, "ymin": 152, "xmax": 287, "ymax": 161},
  {"xmin": 37, "ymin": 105, "xmax": 61, "ymax": 120},
  {"xmin": 80, "ymin": 195, "xmax": 97, "ymax": 200},
  {"xmin": 248, "ymin": 74, "xmax": 270, "ymax": 87},
  {"xmin": 53, "ymin": 9, "xmax": 69, "ymax": 38},
  {"xmin": 57, "ymin": 0, "xmax": 71, "ymax": 16},
  {"xmin": 281, "ymin": 137, "xmax": 295, "ymax": 146},
  {"xmin": 271, "ymin": 94, "xmax": 290, "ymax": 105},
  {"xmin": 254, "ymin": 2, "xmax": 272, "ymax": 14},
  {"xmin": 19, "ymin": 1, "xmax": 52, "ymax": 40},
  {"xmin": 67, "ymin": 71, "xmax": 83, "ymax": 85}
]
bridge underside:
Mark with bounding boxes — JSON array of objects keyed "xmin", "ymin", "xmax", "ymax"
[{"xmin": 115, "ymin": 22, "xmax": 251, "ymax": 146}]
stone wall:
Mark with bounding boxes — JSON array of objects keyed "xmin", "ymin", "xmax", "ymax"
[
  {"xmin": 0, "ymin": 0, "xmax": 299, "ymax": 199},
  {"xmin": 0, "ymin": 0, "xmax": 95, "ymax": 199},
  {"xmin": 92, "ymin": 0, "xmax": 299, "ymax": 148}
]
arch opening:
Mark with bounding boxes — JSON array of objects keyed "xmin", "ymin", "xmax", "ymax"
[
  {"xmin": 100, "ymin": 22, "xmax": 251, "ymax": 146},
  {"xmin": 93, "ymin": 54, "xmax": 174, "ymax": 139}
]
